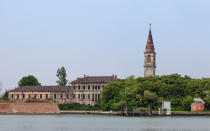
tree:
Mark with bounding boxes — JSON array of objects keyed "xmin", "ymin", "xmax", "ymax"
[
  {"xmin": 18, "ymin": 75, "xmax": 41, "ymax": 87},
  {"xmin": 100, "ymin": 74, "xmax": 210, "ymax": 111},
  {"xmin": 144, "ymin": 90, "xmax": 158, "ymax": 108},
  {"xmin": 181, "ymin": 96, "xmax": 193, "ymax": 111},
  {"xmin": 56, "ymin": 66, "xmax": 68, "ymax": 86},
  {"xmin": 2, "ymin": 90, "xmax": 8, "ymax": 99}
]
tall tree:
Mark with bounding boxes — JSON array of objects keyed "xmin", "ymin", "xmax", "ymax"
[
  {"xmin": 18, "ymin": 75, "xmax": 41, "ymax": 87},
  {"xmin": 56, "ymin": 66, "xmax": 68, "ymax": 86},
  {"xmin": 2, "ymin": 90, "xmax": 8, "ymax": 99}
]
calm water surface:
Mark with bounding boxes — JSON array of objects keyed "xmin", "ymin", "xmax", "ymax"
[{"xmin": 0, "ymin": 114, "xmax": 210, "ymax": 131}]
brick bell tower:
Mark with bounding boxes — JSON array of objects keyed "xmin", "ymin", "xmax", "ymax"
[{"xmin": 144, "ymin": 25, "xmax": 156, "ymax": 77}]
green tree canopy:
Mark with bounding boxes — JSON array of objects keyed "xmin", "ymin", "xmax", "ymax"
[
  {"xmin": 2, "ymin": 90, "xmax": 8, "ymax": 99},
  {"xmin": 100, "ymin": 74, "xmax": 210, "ymax": 111},
  {"xmin": 56, "ymin": 66, "xmax": 68, "ymax": 86},
  {"xmin": 18, "ymin": 75, "xmax": 41, "ymax": 87}
]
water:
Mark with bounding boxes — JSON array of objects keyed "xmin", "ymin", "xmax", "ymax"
[{"xmin": 0, "ymin": 114, "xmax": 210, "ymax": 131}]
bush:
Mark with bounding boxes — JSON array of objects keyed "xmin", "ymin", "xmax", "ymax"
[{"xmin": 59, "ymin": 103, "xmax": 101, "ymax": 110}]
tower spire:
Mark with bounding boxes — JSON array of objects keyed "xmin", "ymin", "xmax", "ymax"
[{"xmin": 145, "ymin": 24, "xmax": 154, "ymax": 53}]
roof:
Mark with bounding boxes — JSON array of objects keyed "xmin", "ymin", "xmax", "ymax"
[
  {"xmin": 192, "ymin": 98, "xmax": 205, "ymax": 104},
  {"xmin": 145, "ymin": 28, "xmax": 155, "ymax": 53},
  {"xmin": 9, "ymin": 86, "xmax": 71, "ymax": 93},
  {"xmin": 71, "ymin": 75, "xmax": 118, "ymax": 84}
]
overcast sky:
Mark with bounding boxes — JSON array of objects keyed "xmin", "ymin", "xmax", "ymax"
[{"xmin": 0, "ymin": 0, "xmax": 210, "ymax": 91}]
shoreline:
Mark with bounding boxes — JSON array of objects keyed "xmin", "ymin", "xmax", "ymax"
[
  {"xmin": 1, "ymin": 110, "xmax": 210, "ymax": 116},
  {"xmin": 60, "ymin": 110, "xmax": 210, "ymax": 116}
]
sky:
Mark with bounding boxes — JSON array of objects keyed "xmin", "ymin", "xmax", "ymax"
[{"xmin": 0, "ymin": 0, "xmax": 210, "ymax": 91}]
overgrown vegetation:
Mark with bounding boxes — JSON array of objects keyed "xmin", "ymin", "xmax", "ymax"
[
  {"xmin": 56, "ymin": 66, "xmax": 68, "ymax": 86},
  {"xmin": 59, "ymin": 103, "xmax": 100, "ymax": 110},
  {"xmin": 18, "ymin": 75, "xmax": 41, "ymax": 87},
  {"xmin": 100, "ymin": 74, "xmax": 210, "ymax": 111}
]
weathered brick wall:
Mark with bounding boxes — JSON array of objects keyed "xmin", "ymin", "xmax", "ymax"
[{"xmin": 0, "ymin": 103, "xmax": 59, "ymax": 114}]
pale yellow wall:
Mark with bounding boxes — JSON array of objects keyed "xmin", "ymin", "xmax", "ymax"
[{"xmin": 8, "ymin": 92, "xmax": 70, "ymax": 101}]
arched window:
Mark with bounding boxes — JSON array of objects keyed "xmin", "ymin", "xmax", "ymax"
[{"xmin": 147, "ymin": 55, "xmax": 151, "ymax": 62}]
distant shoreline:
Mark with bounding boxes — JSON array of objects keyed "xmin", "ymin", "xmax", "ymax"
[
  {"xmin": 1, "ymin": 102, "xmax": 210, "ymax": 116},
  {"xmin": 60, "ymin": 110, "xmax": 210, "ymax": 116}
]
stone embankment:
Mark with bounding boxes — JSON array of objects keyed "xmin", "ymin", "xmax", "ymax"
[{"xmin": 0, "ymin": 103, "xmax": 59, "ymax": 114}]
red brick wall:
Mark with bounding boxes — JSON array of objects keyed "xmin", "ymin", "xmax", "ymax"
[
  {"xmin": 191, "ymin": 104, "xmax": 205, "ymax": 111},
  {"xmin": 0, "ymin": 103, "xmax": 59, "ymax": 114}
]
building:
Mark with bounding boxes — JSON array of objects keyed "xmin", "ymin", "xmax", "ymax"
[
  {"xmin": 8, "ymin": 75, "xmax": 118, "ymax": 105},
  {"xmin": 144, "ymin": 25, "xmax": 156, "ymax": 77},
  {"xmin": 191, "ymin": 98, "xmax": 205, "ymax": 111},
  {"xmin": 8, "ymin": 86, "xmax": 72, "ymax": 104},
  {"xmin": 71, "ymin": 75, "xmax": 118, "ymax": 105}
]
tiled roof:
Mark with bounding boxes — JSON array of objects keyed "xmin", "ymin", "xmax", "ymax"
[
  {"xmin": 192, "ymin": 98, "xmax": 205, "ymax": 104},
  {"xmin": 9, "ymin": 86, "xmax": 71, "ymax": 93},
  {"xmin": 71, "ymin": 75, "xmax": 118, "ymax": 84}
]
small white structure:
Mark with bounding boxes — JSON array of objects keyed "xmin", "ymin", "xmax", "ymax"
[{"xmin": 159, "ymin": 101, "xmax": 171, "ymax": 115}]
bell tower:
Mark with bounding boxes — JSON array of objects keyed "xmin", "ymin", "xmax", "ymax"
[{"xmin": 144, "ymin": 25, "xmax": 156, "ymax": 77}]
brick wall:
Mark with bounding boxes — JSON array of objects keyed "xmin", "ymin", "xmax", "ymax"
[{"xmin": 0, "ymin": 103, "xmax": 59, "ymax": 114}]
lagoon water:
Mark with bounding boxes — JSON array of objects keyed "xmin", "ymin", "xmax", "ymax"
[{"xmin": 0, "ymin": 114, "xmax": 210, "ymax": 131}]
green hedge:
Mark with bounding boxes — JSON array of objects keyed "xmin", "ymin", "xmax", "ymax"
[{"xmin": 59, "ymin": 103, "xmax": 101, "ymax": 110}]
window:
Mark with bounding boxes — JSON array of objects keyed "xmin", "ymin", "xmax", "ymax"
[
  {"xmin": 88, "ymin": 94, "xmax": 90, "ymax": 99},
  {"xmin": 147, "ymin": 55, "xmax": 151, "ymax": 62},
  {"xmin": 78, "ymin": 86, "xmax": 80, "ymax": 90},
  {"xmin": 34, "ymin": 94, "xmax": 37, "ymax": 99},
  {"xmin": 46, "ymin": 94, "xmax": 48, "ymax": 99},
  {"xmin": 28, "ymin": 94, "xmax": 31, "ymax": 99},
  {"xmin": 73, "ymin": 94, "xmax": 75, "ymax": 98},
  {"xmin": 92, "ymin": 86, "xmax": 94, "ymax": 90},
  {"xmin": 95, "ymin": 94, "xmax": 97, "ymax": 100},
  {"xmin": 98, "ymin": 94, "xmax": 101, "ymax": 100},
  {"xmin": 22, "ymin": 94, "xmax": 25, "ymax": 99},
  {"xmin": 88, "ymin": 86, "xmax": 90, "ymax": 90},
  {"xmin": 11, "ymin": 94, "xmax": 14, "ymax": 99},
  {"xmin": 92, "ymin": 94, "xmax": 94, "ymax": 101},
  {"xmin": 54, "ymin": 94, "xmax": 56, "ymax": 98},
  {"xmin": 83, "ymin": 94, "xmax": 85, "ymax": 99},
  {"xmin": 17, "ymin": 94, "xmax": 19, "ymax": 99},
  {"xmin": 67, "ymin": 94, "xmax": 69, "ymax": 99},
  {"xmin": 83, "ymin": 85, "xmax": 85, "ymax": 90},
  {"xmin": 98, "ymin": 86, "xmax": 100, "ymax": 90},
  {"xmin": 95, "ymin": 86, "xmax": 97, "ymax": 90},
  {"xmin": 40, "ymin": 94, "xmax": 42, "ymax": 99},
  {"xmin": 60, "ymin": 94, "xmax": 63, "ymax": 98},
  {"xmin": 78, "ymin": 94, "xmax": 80, "ymax": 99},
  {"xmin": 73, "ymin": 86, "xmax": 76, "ymax": 90}
]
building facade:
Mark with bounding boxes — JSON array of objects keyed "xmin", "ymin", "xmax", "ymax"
[
  {"xmin": 144, "ymin": 27, "xmax": 156, "ymax": 77},
  {"xmin": 71, "ymin": 75, "xmax": 118, "ymax": 105},
  {"xmin": 8, "ymin": 75, "xmax": 118, "ymax": 105},
  {"xmin": 8, "ymin": 86, "xmax": 72, "ymax": 104}
]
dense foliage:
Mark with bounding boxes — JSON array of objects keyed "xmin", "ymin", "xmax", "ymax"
[
  {"xmin": 59, "ymin": 103, "xmax": 100, "ymax": 110},
  {"xmin": 18, "ymin": 75, "xmax": 41, "ymax": 87},
  {"xmin": 56, "ymin": 66, "xmax": 68, "ymax": 86},
  {"xmin": 2, "ymin": 90, "xmax": 8, "ymax": 99},
  {"xmin": 100, "ymin": 74, "xmax": 210, "ymax": 111}
]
